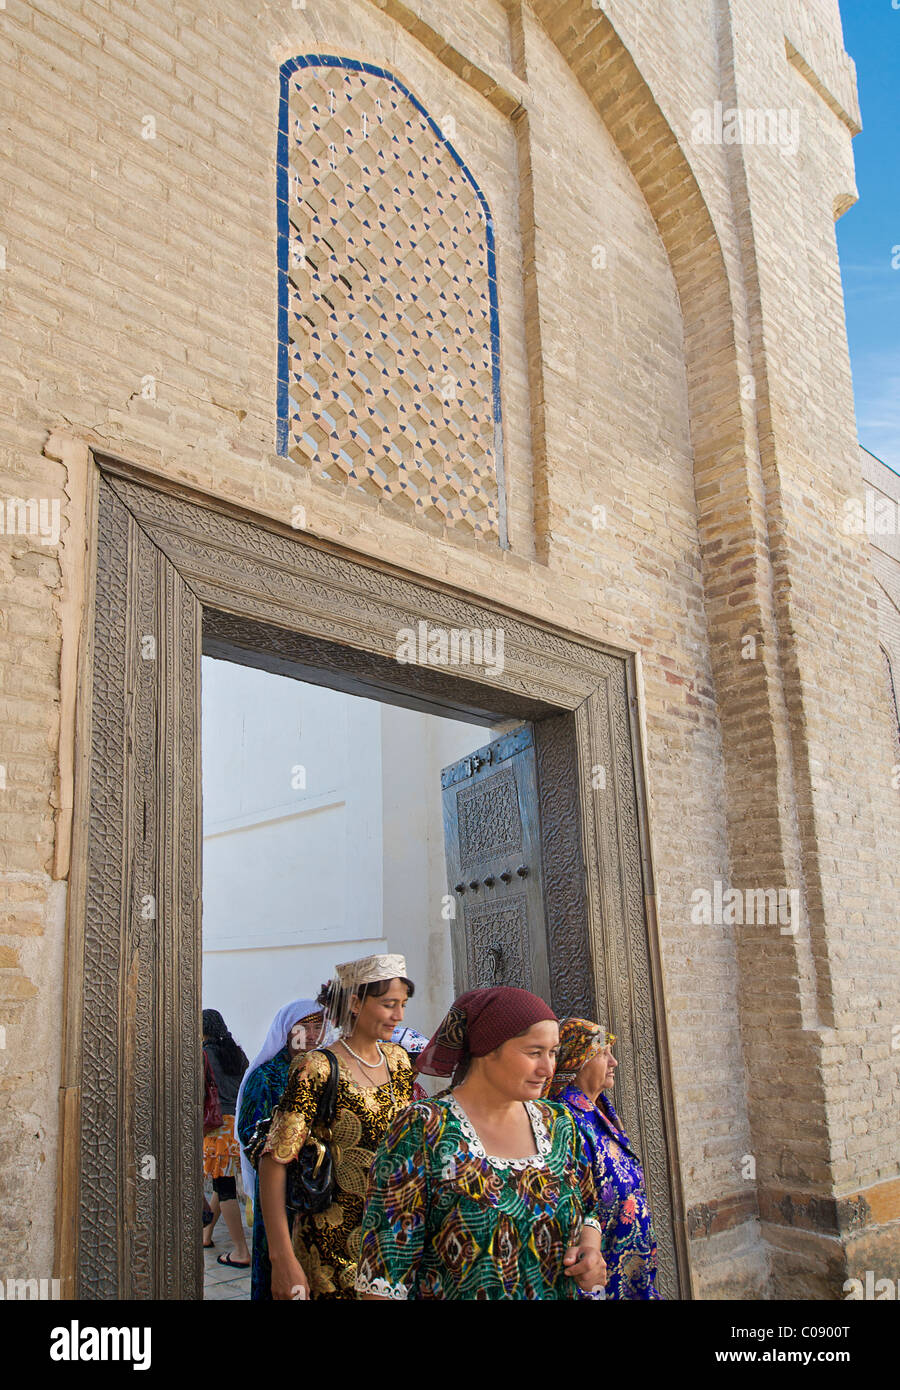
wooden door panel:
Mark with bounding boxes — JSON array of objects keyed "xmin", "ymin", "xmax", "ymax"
[{"xmin": 441, "ymin": 724, "xmax": 550, "ymax": 998}]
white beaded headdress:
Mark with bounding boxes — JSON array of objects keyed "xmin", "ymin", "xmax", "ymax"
[
  {"xmin": 335, "ymin": 953, "xmax": 408, "ymax": 987},
  {"xmin": 318, "ymin": 953, "xmax": 409, "ymax": 1041}
]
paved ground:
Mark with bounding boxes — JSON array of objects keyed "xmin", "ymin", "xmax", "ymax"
[{"xmin": 203, "ymin": 1219, "xmax": 252, "ymax": 1301}]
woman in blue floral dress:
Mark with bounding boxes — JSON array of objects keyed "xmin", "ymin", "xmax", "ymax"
[{"xmin": 548, "ymin": 1018, "xmax": 660, "ymax": 1300}]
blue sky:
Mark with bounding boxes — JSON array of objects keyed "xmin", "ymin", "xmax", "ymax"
[{"xmin": 835, "ymin": 2, "xmax": 900, "ymax": 473}]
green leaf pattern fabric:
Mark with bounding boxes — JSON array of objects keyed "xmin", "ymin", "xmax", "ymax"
[{"xmin": 356, "ymin": 1094, "xmax": 602, "ymax": 1300}]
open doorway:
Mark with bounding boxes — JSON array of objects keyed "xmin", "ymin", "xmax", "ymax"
[
  {"xmin": 199, "ymin": 655, "xmax": 508, "ymax": 1295},
  {"xmin": 62, "ymin": 461, "xmax": 685, "ymax": 1302}
]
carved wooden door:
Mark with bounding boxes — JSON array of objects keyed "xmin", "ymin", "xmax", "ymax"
[{"xmin": 441, "ymin": 724, "xmax": 550, "ymax": 998}]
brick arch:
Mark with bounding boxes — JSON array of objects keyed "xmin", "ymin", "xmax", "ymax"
[
  {"xmin": 529, "ymin": 6, "xmax": 750, "ymax": 570},
  {"xmin": 529, "ymin": 7, "xmax": 834, "ymax": 997},
  {"xmin": 530, "ymin": 3, "xmax": 844, "ymax": 1285},
  {"xmin": 880, "ymin": 643, "xmax": 900, "ymax": 760}
]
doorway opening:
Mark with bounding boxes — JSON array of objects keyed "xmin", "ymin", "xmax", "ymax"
[
  {"xmin": 62, "ymin": 459, "xmax": 686, "ymax": 1302},
  {"xmin": 199, "ymin": 658, "xmax": 508, "ymax": 1294}
]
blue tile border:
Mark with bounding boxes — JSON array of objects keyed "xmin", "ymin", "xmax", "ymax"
[{"xmin": 276, "ymin": 54, "xmax": 506, "ymax": 543}]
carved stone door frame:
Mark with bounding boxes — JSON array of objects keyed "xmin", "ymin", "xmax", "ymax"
[{"xmin": 58, "ymin": 452, "xmax": 689, "ymax": 1298}]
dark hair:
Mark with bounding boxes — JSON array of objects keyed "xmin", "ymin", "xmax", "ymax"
[
  {"xmin": 451, "ymin": 1052, "xmax": 471, "ymax": 1087},
  {"xmin": 202, "ymin": 1008, "xmax": 249, "ymax": 1078},
  {"xmin": 316, "ymin": 975, "xmax": 415, "ymax": 1017}
]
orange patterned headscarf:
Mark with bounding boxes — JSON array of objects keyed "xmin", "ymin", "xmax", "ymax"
[{"xmin": 546, "ymin": 1017, "xmax": 615, "ymax": 1099}]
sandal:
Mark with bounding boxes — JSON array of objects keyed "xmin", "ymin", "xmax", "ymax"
[{"xmin": 217, "ymin": 1253, "xmax": 250, "ymax": 1268}]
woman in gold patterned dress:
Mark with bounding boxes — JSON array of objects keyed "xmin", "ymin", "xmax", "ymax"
[{"xmin": 255, "ymin": 954, "xmax": 415, "ymax": 1300}]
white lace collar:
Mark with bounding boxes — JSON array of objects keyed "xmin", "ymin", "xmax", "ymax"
[{"xmin": 447, "ymin": 1094, "xmax": 552, "ymax": 1170}]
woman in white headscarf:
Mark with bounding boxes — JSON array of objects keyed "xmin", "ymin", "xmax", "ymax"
[{"xmin": 235, "ymin": 998, "xmax": 323, "ymax": 1300}]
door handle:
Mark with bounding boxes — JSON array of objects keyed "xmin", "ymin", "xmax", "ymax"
[{"xmin": 487, "ymin": 945, "xmax": 502, "ymax": 982}]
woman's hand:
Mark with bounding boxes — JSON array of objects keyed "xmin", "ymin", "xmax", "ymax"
[
  {"xmin": 259, "ymin": 1153, "xmax": 309, "ymax": 1300},
  {"xmin": 563, "ymin": 1234, "xmax": 607, "ymax": 1293},
  {"xmin": 271, "ymin": 1251, "xmax": 310, "ymax": 1301}
]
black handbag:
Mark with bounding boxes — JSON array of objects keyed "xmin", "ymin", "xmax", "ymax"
[{"xmin": 285, "ymin": 1049, "xmax": 339, "ymax": 1215}]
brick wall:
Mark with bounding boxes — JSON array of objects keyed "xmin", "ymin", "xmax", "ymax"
[{"xmin": 0, "ymin": 0, "xmax": 895, "ymax": 1296}]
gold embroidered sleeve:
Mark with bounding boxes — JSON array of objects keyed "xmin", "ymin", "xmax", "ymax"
[{"xmin": 261, "ymin": 1050, "xmax": 330, "ymax": 1166}]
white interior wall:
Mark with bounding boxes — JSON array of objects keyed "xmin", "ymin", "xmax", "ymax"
[
  {"xmin": 380, "ymin": 704, "xmax": 500, "ymax": 1039},
  {"xmin": 201, "ymin": 656, "xmax": 494, "ymax": 1061}
]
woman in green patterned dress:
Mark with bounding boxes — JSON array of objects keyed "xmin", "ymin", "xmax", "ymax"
[
  {"xmin": 356, "ymin": 986, "xmax": 607, "ymax": 1300},
  {"xmin": 255, "ymin": 954, "xmax": 416, "ymax": 1300}
]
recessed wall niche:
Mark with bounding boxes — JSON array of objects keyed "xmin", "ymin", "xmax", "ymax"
[{"xmin": 277, "ymin": 56, "xmax": 506, "ymax": 542}]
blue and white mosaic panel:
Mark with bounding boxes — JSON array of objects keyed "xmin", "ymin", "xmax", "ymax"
[{"xmin": 277, "ymin": 57, "xmax": 504, "ymax": 540}]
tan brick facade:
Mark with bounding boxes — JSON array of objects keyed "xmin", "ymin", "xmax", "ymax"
[
  {"xmin": 861, "ymin": 448, "xmax": 900, "ymax": 706},
  {"xmin": 1, "ymin": 0, "xmax": 897, "ymax": 1297}
]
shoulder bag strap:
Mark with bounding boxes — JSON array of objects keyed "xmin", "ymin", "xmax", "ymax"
[{"xmin": 317, "ymin": 1049, "xmax": 339, "ymax": 1128}]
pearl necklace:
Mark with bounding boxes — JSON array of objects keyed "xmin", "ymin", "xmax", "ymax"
[
  {"xmin": 339, "ymin": 1038, "xmax": 396, "ymax": 1107},
  {"xmin": 341, "ymin": 1037, "xmax": 385, "ymax": 1071}
]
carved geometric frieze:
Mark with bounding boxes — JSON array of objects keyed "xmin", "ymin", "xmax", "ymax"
[
  {"xmin": 456, "ymin": 766, "xmax": 523, "ymax": 869},
  {"xmin": 465, "ymin": 894, "xmax": 532, "ymax": 990}
]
